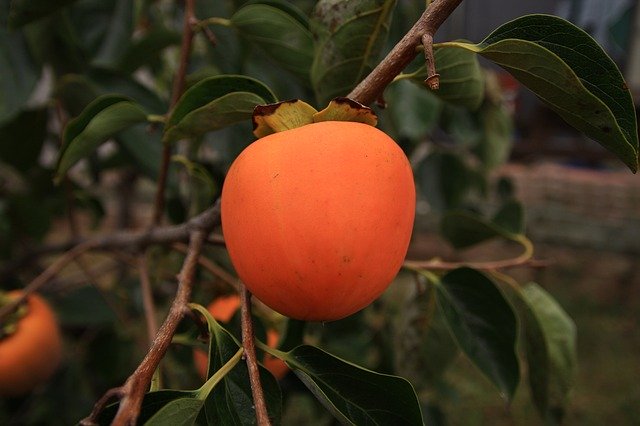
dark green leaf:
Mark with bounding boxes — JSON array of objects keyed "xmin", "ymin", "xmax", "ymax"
[
  {"xmin": 440, "ymin": 210, "xmax": 519, "ymax": 249},
  {"xmin": 0, "ymin": 108, "xmax": 47, "ymax": 172},
  {"xmin": 145, "ymin": 397, "xmax": 203, "ymax": 426},
  {"xmin": 436, "ymin": 268, "xmax": 520, "ymax": 400},
  {"xmin": 520, "ymin": 283, "xmax": 576, "ymax": 422},
  {"xmin": 164, "ymin": 75, "xmax": 277, "ymax": 143},
  {"xmin": 283, "ymin": 345, "xmax": 423, "ymax": 425},
  {"xmin": 54, "ymin": 73, "xmax": 166, "ymax": 180},
  {"xmin": 445, "ymin": 15, "xmax": 638, "ymax": 171},
  {"xmin": 0, "ymin": 27, "xmax": 40, "ymax": 125},
  {"xmin": 231, "ymin": 2, "xmax": 314, "ymax": 80},
  {"xmin": 189, "ymin": 304, "xmax": 282, "ymax": 425},
  {"xmin": 7, "ymin": 0, "xmax": 78, "ymax": 27},
  {"xmin": 417, "ymin": 151, "xmax": 472, "ymax": 212},
  {"xmin": 310, "ymin": 0, "xmax": 396, "ymax": 105},
  {"xmin": 56, "ymin": 95, "xmax": 149, "ymax": 181}
]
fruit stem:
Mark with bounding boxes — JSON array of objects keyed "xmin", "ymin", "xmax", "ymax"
[{"xmin": 240, "ymin": 284, "xmax": 272, "ymax": 426}]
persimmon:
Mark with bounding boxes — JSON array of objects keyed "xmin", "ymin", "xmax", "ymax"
[
  {"xmin": 222, "ymin": 120, "xmax": 415, "ymax": 321},
  {"xmin": 193, "ymin": 295, "xmax": 289, "ymax": 380},
  {"xmin": 0, "ymin": 291, "xmax": 63, "ymax": 396}
]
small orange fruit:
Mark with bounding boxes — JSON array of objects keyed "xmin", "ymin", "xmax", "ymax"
[
  {"xmin": 221, "ymin": 121, "xmax": 415, "ymax": 321},
  {"xmin": 0, "ymin": 291, "xmax": 63, "ymax": 396},
  {"xmin": 193, "ymin": 295, "xmax": 288, "ymax": 380}
]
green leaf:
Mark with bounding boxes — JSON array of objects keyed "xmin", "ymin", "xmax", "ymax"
[
  {"xmin": 410, "ymin": 45, "xmax": 485, "ymax": 109},
  {"xmin": 231, "ymin": 2, "xmax": 314, "ymax": 80},
  {"xmin": 164, "ymin": 75, "xmax": 277, "ymax": 143},
  {"xmin": 281, "ymin": 345, "xmax": 423, "ymax": 425},
  {"xmin": 440, "ymin": 209, "xmax": 519, "ymax": 249},
  {"xmin": 7, "ymin": 0, "xmax": 78, "ymax": 27},
  {"xmin": 310, "ymin": 0, "xmax": 396, "ymax": 105},
  {"xmin": 442, "ymin": 14, "xmax": 638, "ymax": 172},
  {"xmin": 144, "ymin": 398, "xmax": 203, "ymax": 426},
  {"xmin": 436, "ymin": 268, "xmax": 520, "ymax": 400},
  {"xmin": 0, "ymin": 108, "xmax": 47, "ymax": 172},
  {"xmin": 188, "ymin": 304, "xmax": 282, "ymax": 425},
  {"xmin": 520, "ymin": 283, "xmax": 577, "ymax": 422},
  {"xmin": 56, "ymin": 95, "xmax": 149, "ymax": 181},
  {"xmin": 0, "ymin": 27, "xmax": 40, "ymax": 126}
]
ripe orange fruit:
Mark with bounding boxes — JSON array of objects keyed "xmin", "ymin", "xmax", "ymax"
[
  {"xmin": 193, "ymin": 295, "xmax": 289, "ymax": 380},
  {"xmin": 221, "ymin": 121, "xmax": 415, "ymax": 321},
  {"xmin": 0, "ymin": 291, "xmax": 63, "ymax": 396}
]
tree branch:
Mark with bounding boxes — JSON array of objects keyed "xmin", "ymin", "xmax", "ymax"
[
  {"xmin": 240, "ymin": 284, "xmax": 271, "ymax": 426},
  {"xmin": 151, "ymin": 0, "xmax": 197, "ymax": 226},
  {"xmin": 83, "ymin": 229, "xmax": 208, "ymax": 426},
  {"xmin": 0, "ymin": 201, "xmax": 221, "ymax": 322},
  {"xmin": 348, "ymin": 0, "xmax": 464, "ymax": 104}
]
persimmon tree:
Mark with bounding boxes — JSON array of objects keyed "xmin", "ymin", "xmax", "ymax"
[{"xmin": 0, "ymin": 0, "xmax": 637, "ymax": 425}]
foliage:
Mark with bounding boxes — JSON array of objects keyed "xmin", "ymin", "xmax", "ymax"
[{"xmin": 0, "ymin": 0, "xmax": 637, "ymax": 424}]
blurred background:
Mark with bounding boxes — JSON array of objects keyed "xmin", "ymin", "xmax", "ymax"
[{"xmin": 1, "ymin": 0, "xmax": 639, "ymax": 424}]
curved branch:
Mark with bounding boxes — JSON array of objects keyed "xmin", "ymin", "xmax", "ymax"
[
  {"xmin": 348, "ymin": 0, "xmax": 464, "ymax": 104},
  {"xmin": 0, "ymin": 201, "xmax": 221, "ymax": 322},
  {"xmin": 83, "ymin": 229, "xmax": 208, "ymax": 426}
]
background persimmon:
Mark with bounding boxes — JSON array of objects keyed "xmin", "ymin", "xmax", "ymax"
[
  {"xmin": 193, "ymin": 295, "xmax": 288, "ymax": 380},
  {"xmin": 221, "ymin": 121, "xmax": 416, "ymax": 321},
  {"xmin": 0, "ymin": 291, "xmax": 63, "ymax": 396}
]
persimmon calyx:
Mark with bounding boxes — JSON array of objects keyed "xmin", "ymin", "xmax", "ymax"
[
  {"xmin": 252, "ymin": 97, "xmax": 378, "ymax": 138},
  {"xmin": 0, "ymin": 292, "xmax": 29, "ymax": 339}
]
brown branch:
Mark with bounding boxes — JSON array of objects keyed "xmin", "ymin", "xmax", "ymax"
[
  {"xmin": 0, "ymin": 241, "xmax": 95, "ymax": 320},
  {"xmin": 403, "ymin": 257, "xmax": 551, "ymax": 272},
  {"xmin": 151, "ymin": 0, "xmax": 197, "ymax": 226},
  {"xmin": 87, "ymin": 229, "xmax": 207, "ymax": 426},
  {"xmin": 240, "ymin": 284, "xmax": 271, "ymax": 426},
  {"xmin": 0, "ymin": 201, "xmax": 221, "ymax": 322},
  {"xmin": 348, "ymin": 0, "xmax": 464, "ymax": 104},
  {"xmin": 172, "ymin": 242, "xmax": 237, "ymax": 291}
]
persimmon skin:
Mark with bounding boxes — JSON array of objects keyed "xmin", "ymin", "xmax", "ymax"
[
  {"xmin": 221, "ymin": 121, "xmax": 415, "ymax": 321},
  {"xmin": 193, "ymin": 295, "xmax": 288, "ymax": 380},
  {"xmin": 0, "ymin": 292, "xmax": 62, "ymax": 396}
]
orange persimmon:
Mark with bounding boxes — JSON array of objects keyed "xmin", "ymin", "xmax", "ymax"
[
  {"xmin": 0, "ymin": 291, "xmax": 63, "ymax": 396},
  {"xmin": 221, "ymin": 121, "xmax": 415, "ymax": 321}
]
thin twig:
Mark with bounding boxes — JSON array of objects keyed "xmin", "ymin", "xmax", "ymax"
[
  {"xmin": 104, "ymin": 229, "xmax": 207, "ymax": 426},
  {"xmin": 172, "ymin": 242, "xmax": 237, "ymax": 290},
  {"xmin": 348, "ymin": 0, "xmax": 464, "ymax": 104},
  {"xmin": 0, "ymin": 202, "xmax": 221, "ymax": 322},
  {"xmin": 240, "ymin": 284, "xmax": 271, "ymax": 426},
  {"xmin": 0, "ymin": 241, "xmax": 96, "ymax": 320},
  {"xmin": 421, "ymin": 33, "xmax": 440, "ymax": 89},
  {"xmin": 139, "ymin": 253, "xmax": 159, "ymax": 345},
  {"xmin": 151, "ymin": 0, "xmax": 197, "ymax": 226}
]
